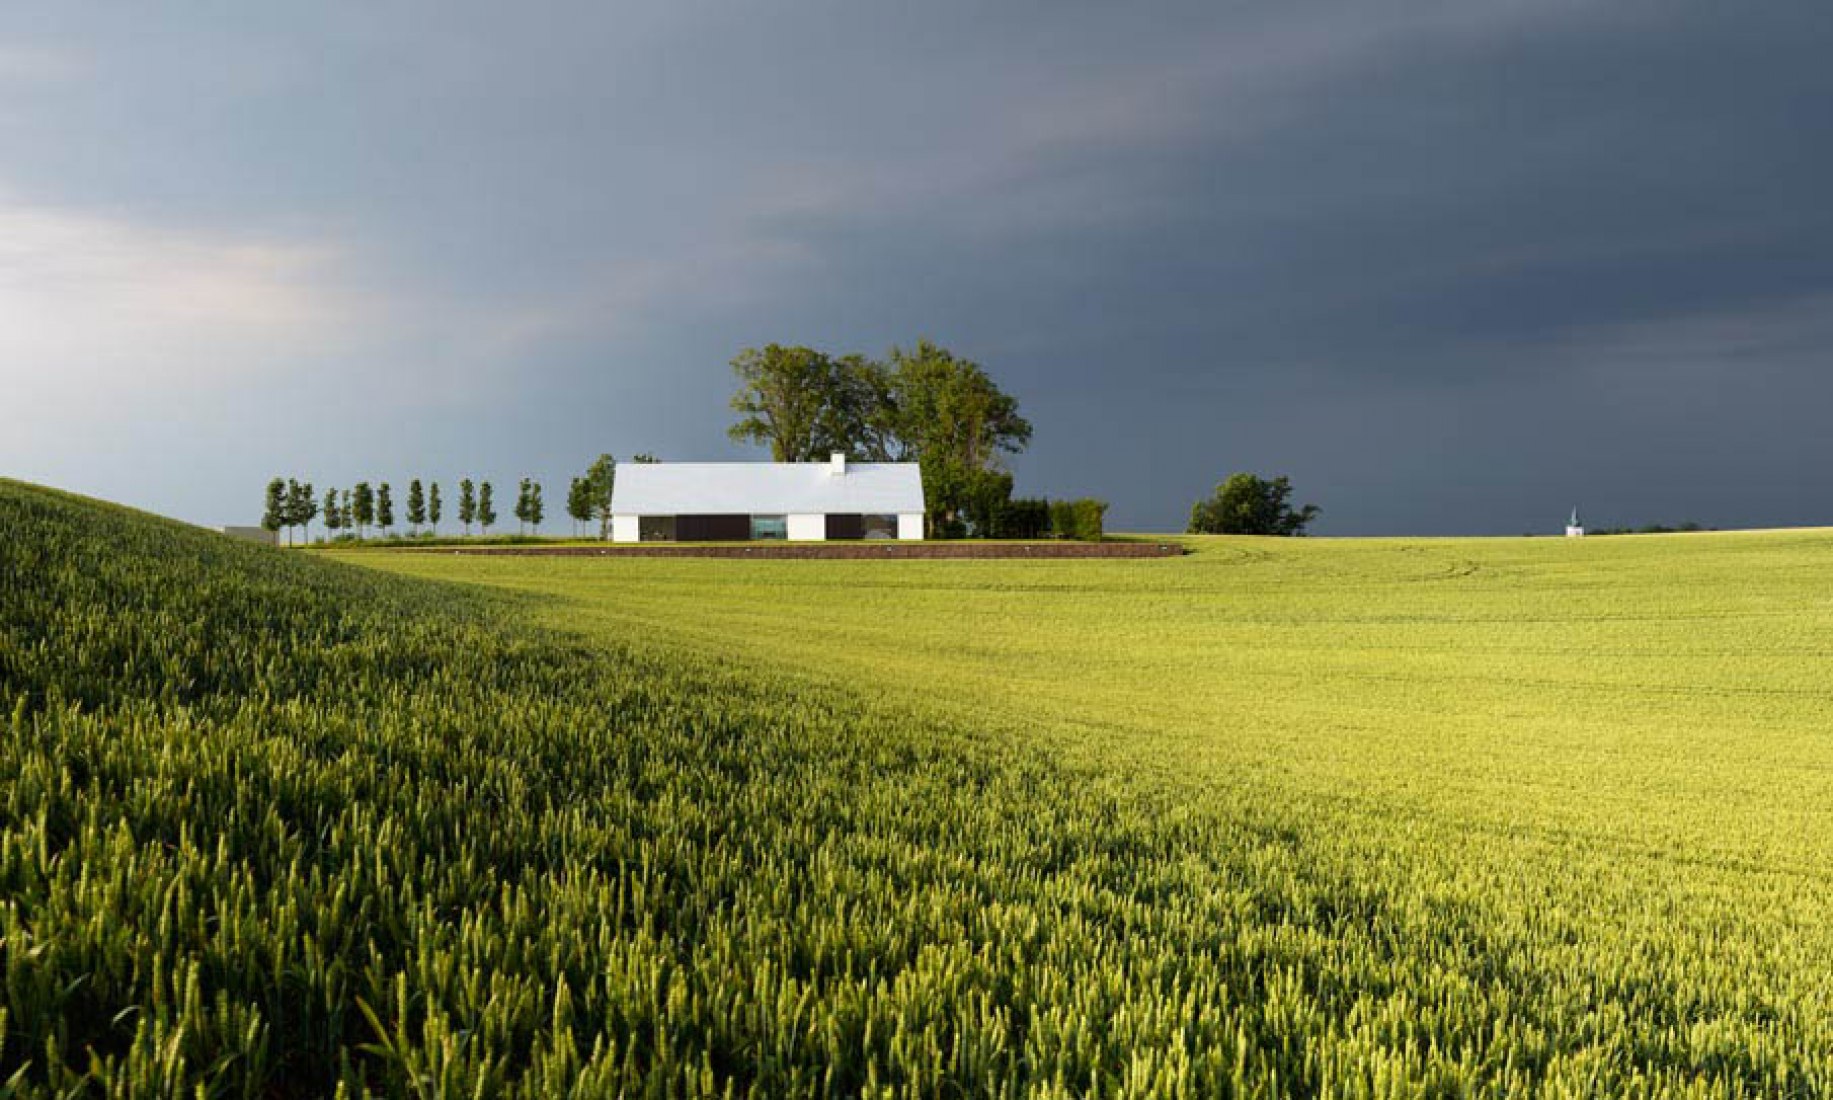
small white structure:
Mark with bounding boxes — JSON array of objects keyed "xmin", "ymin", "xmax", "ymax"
[
  {"xmin": 611, "ymin": 454, "xmax": 924, "ymax": 542},
  {"xmin": 1565, "ymin": 507, "xmax": 1584, "ymax": 538}
]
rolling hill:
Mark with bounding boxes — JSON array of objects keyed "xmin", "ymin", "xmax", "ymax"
[{"xmin": 5, "ymin": 478, "xmax": 1832, "ymax": 1096}]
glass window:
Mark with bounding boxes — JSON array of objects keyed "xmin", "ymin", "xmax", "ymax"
[
  {"xmin": 750, "ymin": 515, "xmax": 787, "ymax": 540},
  {"xmin": 678, "ymin": 515, "xmax": 749, "ymax": 540},
  {"xmin": 862, "ymin": 514, "xmax": 899, "ymax": 539},
  {"xmin": 638, "ymin": 515, "xmax": 676, "ymax": 541}
]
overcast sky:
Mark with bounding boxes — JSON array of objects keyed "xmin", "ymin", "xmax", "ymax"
[{"xmin": 3, "ymin": 2, "xmax": 1830, "ymax": 534}]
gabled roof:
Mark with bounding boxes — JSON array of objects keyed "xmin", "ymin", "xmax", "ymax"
[{"xmin": 612, "ymin": 462, "xmax": 924, "ymax": 515}]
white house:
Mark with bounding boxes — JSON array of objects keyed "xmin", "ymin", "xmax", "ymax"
[{"xmin": 610, "ymin": 454, "xmax": 924, "ymax": 542}]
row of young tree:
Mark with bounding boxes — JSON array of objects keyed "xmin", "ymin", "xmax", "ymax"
[
  {"xmin": 266, "ymin": 477, "xmax": 476, "ymax": 542},
  {"xmin": 261, "ymin": 456, "xmax": 630, "ymax": 544}
]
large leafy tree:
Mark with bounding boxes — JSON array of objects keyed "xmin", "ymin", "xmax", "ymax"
[
  {"xmin": 728, "ymin": 349, "xmax": 905, "ymax": 463},
  {"xmin": 428, "ymin": 483, "xmax": 442, "ymax": 534},
  {"xmin": 886, "ymin": 340, "xmax": 1030, "ymax": 471},
  {"xmin": 884, "ymin": 340, "xmax": 1031, "ymax": 535},
  {"xmin": 726, "ymin": 341, "xmax": 1028, "ymax": 463},
  {"xmin": 376, "ymin": 483, "xmax": 395, "ymax": 535},
  {"xmin": 726, "ymin": 338, "xmax": 1032, "ymax": 536},
  {"xmin": 527, "ymin": 481, "xmax": 544, "ymax": 533},
  {"xmin": 322, "ymin": 488, "xmax": 341, "ymax": 538},
  {"xmin": 727, "ymin": 344, "xmax": 838, "ymax": 462},
  {"xmin": 826, "ymin": 354, "xmax": 901, "ymax": 462},
  {"xmin": 1188, "ymin": 473, "xmax": 1320, "ymax": 536}
]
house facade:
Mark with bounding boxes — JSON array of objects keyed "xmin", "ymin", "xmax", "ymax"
[{"xmin": 610, "ymin": 454, "xmax": 924, "ymax": 542}]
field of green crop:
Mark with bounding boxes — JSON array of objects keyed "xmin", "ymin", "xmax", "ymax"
[{"xmin": 6, "ymin": 477, "xmax": 1833, "ymax": 1096}]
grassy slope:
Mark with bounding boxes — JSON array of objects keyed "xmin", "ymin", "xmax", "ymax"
[
  {"xmin": 4, "ymin": 478, "xmax": 1833, "ymax": 1095},
  {"xmin": 5, "ymin": 481, "xmax": 1220, "ymax": 1096}
]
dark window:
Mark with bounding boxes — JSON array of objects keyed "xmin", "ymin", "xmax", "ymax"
[
  {"xmin": 751, "ymin": 515, "xmax": 787, "ymax": 540},
  {"xmin": 824, "ymin": 513, "xmax": 865, "ymax": 540},
  {"xmin": 638, "ymin": 515, "xmax": 676, "ymax": 542},
  {"xmin": 676, "ymin": 514, "xmax": 750, "ymax": 541},
  {"xmin": 862, "ymin": 514, "xmax": 899, "ymax": 539}
]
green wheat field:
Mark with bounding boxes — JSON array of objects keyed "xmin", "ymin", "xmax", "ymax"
[{"xmin": 4, "ymin": 477, "xmax": 1833, "ymax": 1096}]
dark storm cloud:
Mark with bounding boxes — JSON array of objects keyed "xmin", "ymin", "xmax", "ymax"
[{"xmin": 2, "ymin": 1, "xmax": 1830, "ymax": 532}]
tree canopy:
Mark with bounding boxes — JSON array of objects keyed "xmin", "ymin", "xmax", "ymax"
[
  {"xmin": 1188, "ymin": 474, "xmax": 1320, "ymax": 536},
  {"xmin": 726, "ymin": 339, "xmax": 1032, "ymax": 535},
  {"xmin": 882, "ymin": 341, "xmax": 1031, "ymax": 534},
  {"xmin": 727, "ymin": 345, "xmax": 844, "ymax": 462},
  {"xmin": 884, "ymin": 340, "xmax": 1031, "ymax": 472}
]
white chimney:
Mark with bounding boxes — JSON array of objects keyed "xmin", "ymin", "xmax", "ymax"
[{"xmin": 829, "ymin": 452, "xmax": 846, "ymax": 476}]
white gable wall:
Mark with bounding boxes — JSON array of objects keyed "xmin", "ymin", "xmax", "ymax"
[{"xmin": 787, "ymin": 514, "xmax": 825, "ymax": 541}]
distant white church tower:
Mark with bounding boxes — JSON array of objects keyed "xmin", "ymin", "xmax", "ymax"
[{"xmin": 1566, "ymin": 507, "xmax": 1584, "ymax": 538}]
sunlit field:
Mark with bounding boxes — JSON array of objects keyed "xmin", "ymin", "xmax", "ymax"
[
  {"xmin": 354, "ymin": 530, "xmax": 1833, "ymax": 1090},
  {"xmin": 359, "ymin": 531, "xmax": 1833, "ymax": 871},
  {"xmin": 7, "ymin": 476, "xmax": 1833, "ymax": 1096}
]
